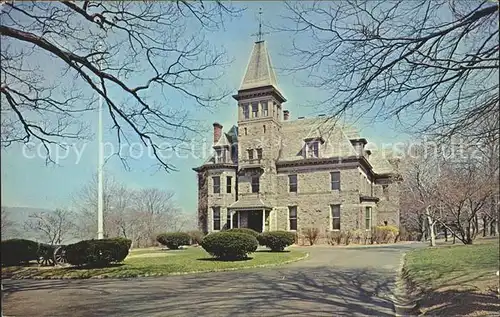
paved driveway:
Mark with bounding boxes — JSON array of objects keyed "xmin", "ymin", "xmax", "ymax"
[{"xmin": 2, "ymin": 243, "xmax": 422, "ymax": 317}]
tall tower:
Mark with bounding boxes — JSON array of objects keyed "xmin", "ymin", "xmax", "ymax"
[{"xmin": 232, "ymin": 36, "xmax": 287, "ymax": 208}]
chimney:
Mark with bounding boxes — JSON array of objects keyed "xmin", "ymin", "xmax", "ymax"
[
  {"xmin": 213, "ymin": 122, "xmax": 223, "ymax": 144},
  {"xmin": 283, "ymin": 110, "xmax": 290, "ymax": 121}
]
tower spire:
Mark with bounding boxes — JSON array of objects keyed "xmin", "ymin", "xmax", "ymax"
[{"xmin": 251, "ymin": 8, "xmax": 269, "ymax": 42}]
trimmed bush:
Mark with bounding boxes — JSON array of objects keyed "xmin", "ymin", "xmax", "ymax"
[
  {"xmin": 371, "ymin": 225, "xmax": 399, "ymax": 244},
  {"xmin": 156, "ymin": 232, "xmax": 191, "ymax": 249},
  {"xmin": 327, "ymin": 231, "xmax": 343, "ymax": 245},
  {"xmin": 224, "ymin": 228, "xmax": 260, "ymax": 238},
  {"xmin": 201, "ymin": 232, "xmax": 258, "ymax": 260},
  {"xmin": 1, "ymin": 239, "xmax": 40, "ymax": 266},
  {"xmin": 257, "ymin": 231, "xmax": 295, "ymax": 251},
  {"xmin": 303, "ymin": 227, "xmax": 320, "ymax": 245},
  {"xmin": 186, "ymin": 230, "xmax": 205, "ymax": 245},
  {"xmin": 65, "ymin": 238, "xmax": 131, "ymax": 267}
]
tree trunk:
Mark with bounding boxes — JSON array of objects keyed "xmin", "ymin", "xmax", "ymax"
[
  {"xmin": 444, "ymin": 227, "xmax": 448, "ymax": 242},
  {"xmin": 425, "ymin": 207, "xmax": 436, "ymax": 247},
  {"xmin": 420, "ymin": 217, "xmax": 427, "ymax": 242},
  {"xmin": 483, "ymin": 216, "xmax": 488, "ymax": 237}
]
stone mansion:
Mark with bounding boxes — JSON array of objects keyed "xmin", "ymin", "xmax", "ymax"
[{"xmin": 193, "ymin": 39, "xmax": 400, "ymax": 238}]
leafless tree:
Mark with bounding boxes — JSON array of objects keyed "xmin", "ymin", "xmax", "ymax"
[
  {"xmin": 23, "ymin": 209, "xmax": 76, "ymax": 245},
  {"xmin": 1, "ymin": 1, "xmax": 242, "ymax": 169},
  {"xmin": 72, "ymin": 175, "xmax": 185, "ymax": 246},
  {"xmin": 399, "ymin": 144, "xmax": 441, "ymax": 246},
  {"xmin": 1, "ymin": 206, "xmax": 18, "ymax": 240},
  {"xmin": 133, "ymin": 188, "xmax": 184, "ymax": 246},
  {"xmin": 278, "ymin": 1, "xmax": 498, "ymax": 140},
  {"xmin": 435, "ymin": 160, "xmax": 496, "ymax": 244},
  {"xmin": 72, "ymin": 173, "xmax": 119, "ymax": 239}
]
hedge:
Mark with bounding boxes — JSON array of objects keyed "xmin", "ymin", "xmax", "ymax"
[
  {"xmin": 257, "ymin": 231, "xmax": 296, "ymax": 252},
  {"xmin": 201, "ymin": 232, "xmax": 258, "ymax": 260},
  {"xmin": 65, "ymin": 238, "xmax": 131, "ymax": 267},
  {"xmin": 1, "ymin": 239, "xmax": 40, "ymax": 266},
  {"xmin": 156, "ymin": 232, "xmax": 191, "ymax": 249},
  {"xmin": 224, "ymin": 228, "xmax": 260, "ymax": 238},
  {"xmin": 371, "ymin": 225, "xmax": 399, "ymax": 244}
]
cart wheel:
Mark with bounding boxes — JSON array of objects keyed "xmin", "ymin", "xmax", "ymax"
[{"xmin": 54, "ymin": 246, "xmax": 67, "ymax": 265}]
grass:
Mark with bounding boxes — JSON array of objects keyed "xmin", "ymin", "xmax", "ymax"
[
  {"xmin": 1, "ymin": 247, "xmax": 307, "ymax": 279},
  {"xmin": 404, "ymin": 238, "xmax": 499, "ymax": 291},
  {"xmin": 403, "ymin": 238, "xmax": 499, "ymax": 316}
]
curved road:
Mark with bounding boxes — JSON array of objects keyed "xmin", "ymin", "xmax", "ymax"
[{"xmin": 2, "ymin": 243, "xmax": 422, "ymax": 317}]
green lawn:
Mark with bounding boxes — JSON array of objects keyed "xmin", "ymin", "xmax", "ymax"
[
  {"xmin": 404, "ymin": 238, "xmax": 499, "ymax": 292},
  {"xmin": 2, "ymin": 247, "xmax": 307, "ymax": 279}
]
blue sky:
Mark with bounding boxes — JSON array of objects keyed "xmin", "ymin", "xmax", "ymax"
[{"xmin": 1, "ymin": 2, "xmax": 410, "ymax": 213}]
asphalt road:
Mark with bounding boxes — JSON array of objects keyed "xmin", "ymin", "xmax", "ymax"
[{"xmin": 2, "ymin": 243, "xmax": 423, "ymax": 317}]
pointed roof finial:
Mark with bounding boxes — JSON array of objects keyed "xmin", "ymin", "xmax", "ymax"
[{"xmin": 251, "ymin": 7, "xmax": 269, "ymax": 42}]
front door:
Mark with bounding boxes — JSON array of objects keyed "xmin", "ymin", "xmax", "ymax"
[{"xmin": 247, "ymin": 210, "xmax": 263, "ymax": 233}]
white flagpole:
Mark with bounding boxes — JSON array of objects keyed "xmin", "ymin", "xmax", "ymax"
[{"xmin": 97, "ymin": 42, "xmax": 104, "ymax": 240}]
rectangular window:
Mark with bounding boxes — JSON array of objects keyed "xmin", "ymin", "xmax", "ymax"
[
  {"xmin": 288, "ymin": 206, "xmax": 297, "ymax": 230},
  {"xmin": 252, "ymin": 102, "xmax": 259, "ymax": 118},
  {"xmin": 256, "ymin": 148, "xmax": 263, "ymax": 160},
  {"xmin": 331, "ymin": 204, "xmax": 340, "ymax": 230},
  {"xmin": 243, "ymin": 104, "xmax": 249, "ymax": 119},
  {"xmin": 365, "ymin": 207, "xmax": 372, "ymax": 230},
  {"xmin": 307, "ymin": 141, "xmax": 319, "ymax": 158},
  {"xmin": 288, "ymin": 174, "xmax": 297, "ymax": 192},
  {"xmin": 213, "ymin": 207, "xmax": 221, "ymax": 231},
  {"xmin": 251, "ymin": 176, "xmax": 260, "ymax": 193},
  {"xmin": 213, "ymin": 176, "xmax": 220, "ymax": 194},
  {"xmin": 215, "ymin": 148, "xmax": 223, "ymax": 163},
  {"xmin": 331, "ymin": 172, "xmax": 341, "ymax": 190},
  {"xmin": 247, "ymin": 149, "xmax": 254, "ymax": 160},
  {"xmin": 263, "ymin": 102, "xmax": 269, "ymax": 116},
  {"xmin": 226, "ymin": 176, "xmax": 232, "ymax": 193}
]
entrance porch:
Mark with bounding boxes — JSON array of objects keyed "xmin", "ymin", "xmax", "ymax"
[{"xmin": 229, "ymin": 210, "xmax": 270, "ymax": 233}]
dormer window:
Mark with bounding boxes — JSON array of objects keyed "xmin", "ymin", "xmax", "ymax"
[
  {"xmin": 214, "ymin": 148, "xmax": 226, "ymax": 163},
  {"xmin": 215, "ymin": 148, "xmax": 222, "ymax": 163},
  {"xmin": 304, "ymin": 137, "xmax": 325, "ymax": 158},
  {"xmin": 307, "ymin": 141, "xmax": 319, "ymax": 158}
]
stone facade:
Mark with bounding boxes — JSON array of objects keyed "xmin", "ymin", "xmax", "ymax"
[{"xmin": 193, "ymin": 40, "xmax": 401, "ymax": 243}]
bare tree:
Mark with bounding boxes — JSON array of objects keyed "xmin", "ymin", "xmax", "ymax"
[
  {"xmin": 24, "ymin": 209, "xmax": 76, "ymax": 245},
  {"xmin": 133, "ymin": 188, "xmax": 182, "ymax": 246},
  {"xmin": 399, "ymin": 144, "xmax": 441, "ymax": 246},
  {"xmin": 435, "ymin": 160, "xmax": 496, "ymax": 244},
  {"xmin": 72, "ymin": 173, "xmax": 119, "ymax": 239},
  {"xmin": 1, "ymin": 207, "xmax": 18, "ymax": 240},
  {"xmin": 72, "ymin": 175, "xmax": 184, "ymax": 246},
  {"xmin": 1, "ymin": 1, "xmax": 242, "ymax": 169},
  {"xmin": 278, "ymin": 1, "xmax": 498, "ymax": 140}
]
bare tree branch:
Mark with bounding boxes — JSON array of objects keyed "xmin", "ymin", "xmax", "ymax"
[
  {"xmin": 1, "ymin": 1, "xmax": 243, "ymax": 170},
  {"xmin": 278, "ymin": 1, "xmax": 499, "ymax": 140}
]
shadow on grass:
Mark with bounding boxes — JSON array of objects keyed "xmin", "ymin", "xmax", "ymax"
[
  {"xmin": 416, "ymin": 289, "xmax": 499, "ymax": 315},
  {"xmin": 196, "ymin": 257, "xmax": 254, "ymax": 262},
  {"xmin": 64, "ymin": 263, "xmax": 126, "ymax": 270},
  {"xmin": 255, "ymin": 250, "xmax": 291, "ymax": 253}
]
